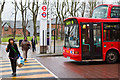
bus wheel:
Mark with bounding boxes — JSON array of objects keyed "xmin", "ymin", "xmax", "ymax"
[{"xmin": 106, "ymin": 51, "xmax": 118, "ymax": 64}]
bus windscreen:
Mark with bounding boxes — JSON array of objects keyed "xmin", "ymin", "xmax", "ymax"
[
  {"xmin": 64, "ymin": 19, "xmax": 79, "ymax": 48},
  {"xmin": 92, "ymin": 5, "xmax": 108, "ymax": 18}
]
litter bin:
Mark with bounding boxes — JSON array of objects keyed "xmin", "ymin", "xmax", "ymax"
[{"xmin": 19, "ymin": 39, "xmax": 23, "ymax": 47}]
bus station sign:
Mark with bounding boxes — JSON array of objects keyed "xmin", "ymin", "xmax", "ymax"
[
  {"xmin": 40, "ymin": 4, "xmax": 47, "ymax": 53},
  {"xmin": 41, "ymin": 5, "xmax": 47, "ymax": 19}
]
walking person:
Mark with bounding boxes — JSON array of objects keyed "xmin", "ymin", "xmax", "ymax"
[
  {"xmin": 6, "ymin": 38, "xmax": 22, "ymax": 76},
  {"xmin": 21, "ymin": 37, "xmax": 30, "ymax": 61},
  {"xmin": 31, "ymin": 35, "xmax": 37, "ymax": 52}
]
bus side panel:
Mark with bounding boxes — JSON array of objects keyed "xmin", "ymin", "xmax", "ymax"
[
  {"xmin": 107, "ymin": 5, "xmax": 112, "ymax": 18},
  {"xmin": 103, "ymin": 42, "xmax": 119, "ymax": 61},
  {"xmin": 117, "ymin": 42, "xmax": 120, "ymax": 56},
  {"xmin": 101, "ymin": 23, "xmax": 106, "ymax": 61},
  {"xmin": 79, "ymin": 24, "xmax": 82, "ymax": 61}
]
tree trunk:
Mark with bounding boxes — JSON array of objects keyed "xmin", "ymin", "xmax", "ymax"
[
  {"xmin": 28, "ymin": 0, "xmax": 39, "ymax": 38},
  {"xmin": 22, "ymin": 15, "xmax": 26, "ymax": 37},
  {"xmin": 60, "ymin": 23, "xmax": 64, "ymax": 40},
  {"xmin": 13, "ymin": 5, "xmax": 17, "ymax": 39},
  {"xmin": 55, "ymin": 17, "xmax": 58, "ymax": 40},
  {"xmin": 33, "ymin": 15, "xmax": 37, "ymax": 38},
  {"xmin": 20, "ymin": 0, "xmax": 27, "ymax": 37},
  {"xmin": 0, "ymin": 1, "xmax": 5, "ymax": 44}
]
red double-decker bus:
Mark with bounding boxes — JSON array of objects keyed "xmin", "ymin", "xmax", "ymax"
[
  {"xmin": 92, "ymin": 4, "xmax": 120, "ymax": 18},
  {"xmin": 63, "ymin": 4, "xmax": 120, "ymax": 63}
]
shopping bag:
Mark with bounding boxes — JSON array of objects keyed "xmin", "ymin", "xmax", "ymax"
[{"xmin": 17, "ymin": 58, "xmax": 24, "ymax": 68}]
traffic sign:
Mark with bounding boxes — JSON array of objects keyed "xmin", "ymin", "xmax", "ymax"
[
  {"xmin": 41, "ymin": 12, "xmax": 47, "ymax": 18},
  {"xmin": 41, "ymin": 5, "xmax": 47, "ymax": 19},
  {"xmin": 42, "ymin": 6, "xmax": 47, "ymax": 11}
]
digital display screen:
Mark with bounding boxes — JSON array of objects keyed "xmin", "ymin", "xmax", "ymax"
[
  {"xmin": 65, "ymin": 19, "xmax": 78, "ymax": 26},
  {"xmin": 104, "ymin": 24, "xmax": 120, "ymax": 30}
]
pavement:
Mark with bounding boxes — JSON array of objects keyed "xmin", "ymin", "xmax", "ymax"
[{"xmin": 1, "ymin": 41, "xmax": 63, "ymax": 56}]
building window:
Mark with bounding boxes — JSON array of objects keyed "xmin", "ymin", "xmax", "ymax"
[{"xmin": 4, "ymin": 27, "xmax": 8, "ymax": 31}]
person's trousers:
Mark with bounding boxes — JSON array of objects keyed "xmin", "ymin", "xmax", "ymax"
[
  {"xmin": 10, "ymin": 59, "xmax": 17, "ymax": 73},
  {"xmin": 32, "ymin": 46, "xmax": 36, "ymax": 52},
  {"xmin": 23, "ymin": 50, "xmax": 28, "ymax": 59}
]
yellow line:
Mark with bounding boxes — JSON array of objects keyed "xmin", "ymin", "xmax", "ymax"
[
  {"xmin": 0, "ymin": 66, "xmax": 43, "ymax": 71},
  {"xmin": 0, "ymin": 67, "xmax": 11, "ymax": 71},
  {"xmin": 24, "ymin": 63, "xmax": 39, "ymax": 65},
  {"xmin": 0, "ymin": 63, "xmax": 39, "ymax": 67},
  {"xmin": 0, "ymin": 64, "xmax": 11, "ymax": 67},
  {"xmin": 1, "ymin": 69, "xmax": 48, "ymax": 76},
  {"xmin": 20, "ymin": 65, "xmax": 43, "ymax": 69},
  {"xmin": 11, "ymin": 74, "xmax": 54, "ymax": 78}
]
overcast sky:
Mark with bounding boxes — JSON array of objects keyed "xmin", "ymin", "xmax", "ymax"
[{"xmin": 1, "ymin": 0, "xmax": 120, "ymax": 21}]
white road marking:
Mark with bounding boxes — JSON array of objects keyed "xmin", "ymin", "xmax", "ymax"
[{"xmin": 35, "ymin": 58, "xmax": 58, "ymax": 78}]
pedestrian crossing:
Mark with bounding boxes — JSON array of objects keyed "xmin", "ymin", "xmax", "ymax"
[{"xmin": 0, "ymin": 58, "xmax": 56, "ymax": 79}]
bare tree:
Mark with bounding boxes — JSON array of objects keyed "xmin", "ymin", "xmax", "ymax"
[
  {"xmin": 80, "ymin": 2, "xmax": 86, "ymax": 17},
  {"xmin": 116, "ymin": 0, "xmax": 120, "ymax": 5},
  {"xmin": 48, "ymin": 1, "xmax": 59, "ymax": 40},
  {"xmin": 66, "ymin": 0, "xmax": 82, "ymax": 17},
  {"xmin": 17, "ymin": 0, "xmax": 28, "ymax": 37},
  {"xmin": 55, "ymin": 0, "xmax": 68, "ymax": 40},
  {"xmin": 28, "ymin": 0, "xmax": 39, "ymax": 38},
  {"xmin": 87, "ymin": 0, "xmax": 103, "ymax": 18},
  {"xmin": 0, "ymin": 0, "xmax": 5, "ymax": 44},
  {"xmin": 55, "ymin": 16, "xmax": 59, "ymax": 40},
  {"xmin": 88, "ymin": 0, "xmax": 97, "ymax": 18},
  {"xmin": 12, "ymin": 0, "xmax": 18, "ymax": 39}
]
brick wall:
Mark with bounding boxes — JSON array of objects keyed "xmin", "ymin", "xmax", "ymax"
[
  {"xmin": 2, "ymin": 26, "xmax": 13, "ymax": 36},
  {"xmin": 47, "ymin": 24, "xmax": 63, "ymax": 36},
  {"xmin": 2, "ymin": 26, "xmax": 30, "ymax": 37}
]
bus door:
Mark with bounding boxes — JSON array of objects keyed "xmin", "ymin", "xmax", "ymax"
[{"xmin": 81, "ymin": 23, "xmax": 102, "ymax": 60}]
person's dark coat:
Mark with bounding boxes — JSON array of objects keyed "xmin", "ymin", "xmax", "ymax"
[
  {"xmin": 6, "ymin": 43, "xmax": 20, "ymax": 59},
  {"xmin": 31, "ymin": 38, "xmax": 37, "ymax": 48},
  {"xmin": 21, "ymin": 40, "xmax": 30, "ymax": 51}
]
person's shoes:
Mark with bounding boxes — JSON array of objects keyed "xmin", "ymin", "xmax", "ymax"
[
  {"xmin": 12, "ymin": 73, "xmax": 14, "ymax": 75},
  {"xmin": 12, "ymin": 73, "xmax": 16, "ymax": 76},
  {"xmin": 24, "ymin": 59, "xmax": 27, "ymax": 61}
]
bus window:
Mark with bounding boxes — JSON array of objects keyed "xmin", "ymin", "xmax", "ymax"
[
  {"xmin": 64, "ymin": 19, "xmax": 80, "ymax": 48},
  {"xmin": 104, "ymin": 23, "xmax": 120, "ymax": 41},
  {"xmin": 93, "ymin": 24, "xmax": 101, "ymax": 44},
  {"xmin": 111, "ymin": 6, "xmax": 120, "ymax": 18},
  {"xmin": 92, "ymin": 5, "xmax": 108, "ymax": 18},
  {"xmin": 82, "ymin": 24, "xmax": 90, "ymax": 56}
]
